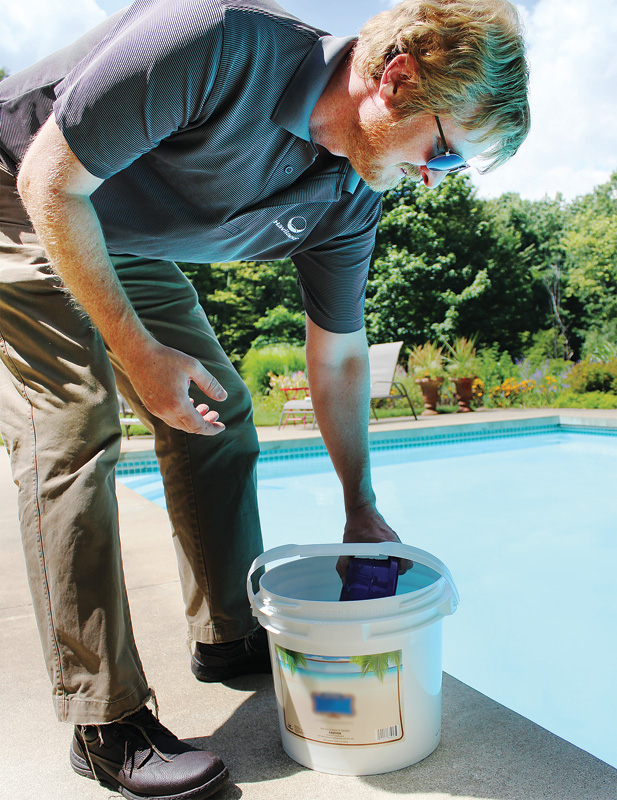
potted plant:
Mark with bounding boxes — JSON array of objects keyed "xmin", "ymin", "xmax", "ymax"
[
  {"xmin": 445, "ymin": 336, "xmax": 479, "ymax": 412},
  {"xmin": 408, "ymin": 342, "xmax": 445, "ymax": 415}
]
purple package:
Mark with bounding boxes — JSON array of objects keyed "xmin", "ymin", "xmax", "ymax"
[{"xmin": 339, "ymin": 557, "xmax": 399, "ymax": 601}]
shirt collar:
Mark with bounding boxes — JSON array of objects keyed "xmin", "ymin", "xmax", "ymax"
[
  {"xmin": 272, "ymin": 35, "xmax": 356, "ymax": 140},
  {"xmin": 272, "ymin": 35, "xmax": 360, "ymax": 193}
]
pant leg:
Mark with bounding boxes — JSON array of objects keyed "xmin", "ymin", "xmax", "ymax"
[
  {"xmin": 0, "ymin": 167, "xmax": 150, "ymax": 723},
  {"xmin": 110, "ymin": 255, "xmax": 263, "ymax": 644}
]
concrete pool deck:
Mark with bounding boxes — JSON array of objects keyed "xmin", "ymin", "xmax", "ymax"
[{"xmin": 1, "ymin": 408, "xmax": 616, "ymax": 799}]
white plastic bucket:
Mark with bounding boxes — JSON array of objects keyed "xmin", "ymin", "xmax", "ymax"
[{"xmin": 247, "ymin": 542, "xmax": 459, "ymax": 776}]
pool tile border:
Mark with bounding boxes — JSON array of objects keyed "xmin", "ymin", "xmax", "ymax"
[
  {"xmin": 116, "ymin": 415, "xmax": 617, "ymax": 475},
  {"xmin": 116, "ymin": 457, "xmax": 160, "ymax": 476},
  {"xmin": 258, "ymin": 417, "xmax": 617, "ymax": 462}
]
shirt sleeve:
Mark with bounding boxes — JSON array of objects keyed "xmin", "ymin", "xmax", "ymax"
[
  {"xmin": 53, "ymin": 0, "xmax": 224, "ymax": 179},
  {"xmin": 292, "ymin": 196, "xmax": 382, "ymax": 334}
]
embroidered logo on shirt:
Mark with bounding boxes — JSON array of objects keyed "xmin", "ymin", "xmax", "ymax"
[
  {"xmin": 273, "ymin": 216, "xmax": 307, "ymax": 241},
  {"xmin": 288, "ymin": 216, "xmax": 307, "ymax": 234}
]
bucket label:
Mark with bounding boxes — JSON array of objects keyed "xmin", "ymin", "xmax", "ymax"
[{"xmin": 275, "ymin": 646, "xmax": 404, "ymax": 746}]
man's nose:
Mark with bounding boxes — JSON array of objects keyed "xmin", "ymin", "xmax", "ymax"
[{"xmin": 421, "ymin": 166, "xmax": 447, "ymax": 189}]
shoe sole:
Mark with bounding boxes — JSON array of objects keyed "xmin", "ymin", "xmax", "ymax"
[{"xmin": 70, "ymin": 743, "xmax": 229, "ymax": 800}]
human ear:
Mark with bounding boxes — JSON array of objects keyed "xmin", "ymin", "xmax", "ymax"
[{"xmin": 378, "ymin": 54, "xmax": 418, "ymax": 108}]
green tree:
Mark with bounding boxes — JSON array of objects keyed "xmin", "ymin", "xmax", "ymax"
[
  {"xmin": 179, "ymin": 259, "xmax": 304, "ymax": 361},
  {"xmin": 563, "ymin": 173, "xmax": 617, "ymax": 348},
  {"xmin": 252, "ymin": 305, "xmax": 305, "ymax": 348},
  {"xmin": 366, "ymin": 175, "xmax": 543, "ymax": 354},
  {"xmin": 482, "ymin": 192, "xmax": 572, "ymax": 357}
]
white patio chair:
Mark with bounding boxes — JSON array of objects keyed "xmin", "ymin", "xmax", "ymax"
[
  {"xmin": 368, "ymin": 341, "xmax": 418, "ymax": 421},
  {"xmin": 277, "ymin": 397, "xmax": 318, "ymax": 430}
]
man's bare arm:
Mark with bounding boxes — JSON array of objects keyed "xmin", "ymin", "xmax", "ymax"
[
  {"xmin": 305, "ymin": 317, "xmax": 402, "ymax": 547},
  {"xmin": 17, "ymin": 115, "xmax": 227, "ymax": 435}
]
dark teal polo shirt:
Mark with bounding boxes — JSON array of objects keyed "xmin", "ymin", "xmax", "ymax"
[{"xmin": 0, "ymin": 0, "xmax": 382, "ymax": 333}]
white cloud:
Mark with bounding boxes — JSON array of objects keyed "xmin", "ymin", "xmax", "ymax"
[
  {"xmin": 474, "ymin": 0, "xmax": 617, "ymax": 201},
  {"xmin": 0, "ymin": 0, "xmax": 105, "ymax": 73}
]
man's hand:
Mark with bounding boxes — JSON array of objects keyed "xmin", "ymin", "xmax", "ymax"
[
  {"xmin": 343, "ymin": 502, "xmax": 400, "ymax": 546},
  {"xmin": 124, "ymin": 338, "xmax": 227, "ymax": 435},
  {"xmin": 337, "ymin": 502, "xmax": 411, "ymax": 582}
]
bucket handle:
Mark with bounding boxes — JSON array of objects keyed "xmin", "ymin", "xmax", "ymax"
[{"xmin": 247, "ymin": 542, "xmax": 459, "ymax": 611}]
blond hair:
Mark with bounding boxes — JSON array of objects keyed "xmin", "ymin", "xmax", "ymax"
[{"xmin": 353, "ymin": 0, "xmax": 530, "ymax": 171}]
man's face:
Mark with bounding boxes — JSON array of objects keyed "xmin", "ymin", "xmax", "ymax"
[{"xmin": 347, "ymin": 111, "xmax": 493, "ymax": 192}]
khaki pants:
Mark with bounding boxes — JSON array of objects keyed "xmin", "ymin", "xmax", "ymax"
[{"xmin": 0, "ymin": 167, "xmax": 263, "ymax": 724}]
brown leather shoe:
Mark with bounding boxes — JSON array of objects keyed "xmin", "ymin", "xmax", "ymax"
[
  {"xmin": 192, "ymin": 626, "xmax": 272, "ymax": 682},
  {"xmin": 70, "ymin": 706, "xmax": 228, "ymax": 799}
]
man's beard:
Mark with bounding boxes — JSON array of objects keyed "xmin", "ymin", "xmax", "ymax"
[{"xmin": 347, "ymin": 115, "xmax": 423, "ymax": 192}]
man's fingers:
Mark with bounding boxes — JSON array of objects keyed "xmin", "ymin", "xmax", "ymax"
[
  {"xmin": 157, "ymin": 397, "xmax": 225, "ymax": 436},
  {"xmin": 398, "ymin": 558, "xmax": 412, "ymax": 575},
  {"xmin": 336, "ymin": 555, "xmax": 352, "ymax": 583},
  {"xmin": 177, "ymin": 406, "xmax": 225, "ymax": 435},
  {"xmin": 195, "ymin": 403, "xmax": 224, "ymax": 425},
  {"xmin": 192, "ymin": 364, "xmax": 227, "ymax": 402}
]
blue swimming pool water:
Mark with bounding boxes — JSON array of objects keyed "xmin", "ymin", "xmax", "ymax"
[{"xmin": 118, "ymin": 427, "xmax": 617, "ymax": 768}]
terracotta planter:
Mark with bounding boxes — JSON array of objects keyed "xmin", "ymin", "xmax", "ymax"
[
  {"xmin": 453, "ymin": 376, "xmax": 476, "ymax": 413},
  {"xmin": 415, "ymin": 377, "xmax": 443, "ymax": 415}
]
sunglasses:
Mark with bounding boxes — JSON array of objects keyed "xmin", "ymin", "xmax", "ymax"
[{"xmin": 426, "ymin": 116, "xmax": 470, "ymax": 174}]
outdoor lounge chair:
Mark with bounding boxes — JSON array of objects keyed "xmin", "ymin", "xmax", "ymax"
[{"xmin": 368, "ymin": 341, "xmax": 418, "ymax": 421}]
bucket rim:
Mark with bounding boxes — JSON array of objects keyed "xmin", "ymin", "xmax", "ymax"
[
  {"xmin": 247, "ymin": 543, "xmax": 459, "ymax": 617},
  {"xmin": 258, "ymin": 572, "xmax": 452, "ymax": 625}
]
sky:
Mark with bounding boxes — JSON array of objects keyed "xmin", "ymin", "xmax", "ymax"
[{"xmin": 1, "ymin": 0, "xmax": 616, "ymax": 202}]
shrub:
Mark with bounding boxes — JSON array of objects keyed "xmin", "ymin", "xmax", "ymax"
[
  {"xmin": 240, "ymin": 344, "xmax": 306, "ymax": 395},
  {"xmin": 251, "ymin": 392, "xmax": 288, "ymax": 426},
  {"xmin": 252, "ymin": 305, "xmax": 306, "ymax": 348},
  {"xmin": 444, "ymin": 336, "xmax": 479, "ymax": 379},
  {"xmin": 516, "ymin": 356, "xmax": 573, "ymax": 383},
  {"xmin": 553, "ymin": 390, "xmax": 617, "ymax": 409},
  {"xmin": 408, "ymin": 341, "xmax": 445, "ymax": 379},
  {"xmin": 581, "ymin": 330, "xmax": 617, "ymax": 362},
  {"xmin": 507, "ymin": 360, "xmax": 573, "ymax": 407},
  {"xmin": 489, "ymin": 378, "xmax": 537, "ymax": 408},
  {"xmin": 475, "ymin": 345, "xmax": 517, "ymax": 392},
  {"xmin": 522, "ymin": 328, "xmax": 570, "ymax": 363},
  {"xmin": 471, "ymin": 377, "xmax": 485, "ymax": 406},
  {"xmin": 268, "ymin": 370, "xmax": 309, "ymax": 396},
  {"xmin": 566, "ymin": 359, "xmax": 617, "ymax": 394}
]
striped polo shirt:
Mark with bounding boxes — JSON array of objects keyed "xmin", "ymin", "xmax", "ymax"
[{"xmin": 0, "ymin": 0, "xmax": 382, "ymax": 333}]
